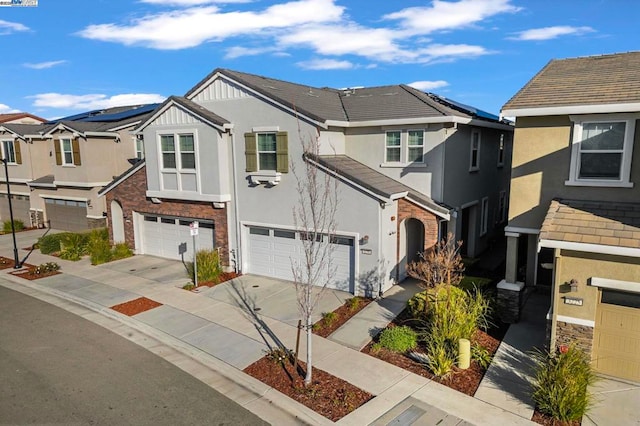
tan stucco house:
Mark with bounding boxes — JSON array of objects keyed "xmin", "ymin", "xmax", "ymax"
[{"xmin": 499, "ymin": 51, "xmax": 640, "ymax": 382}]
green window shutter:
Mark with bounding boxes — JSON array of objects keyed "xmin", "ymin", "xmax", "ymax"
[
  {"xmin": 276, "ymin": 131, "xmax": 288, "ymax": 173},
  {"xmin": 54, "ymin": 140, "xmax": 62, "ymax": 165},
  {"xmin": 244, "ymin": 132, "xmax": 257, "ymax": 172},
  {"xmin": 14, "ymin": 141, "xmax": 22, "ymax": 164},
  {"xmin": 72, "ymin": 138, "xmax": 81, "ymax": 166}
]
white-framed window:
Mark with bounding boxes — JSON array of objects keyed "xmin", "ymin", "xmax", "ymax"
[
  {"xmin": 497, "ymin": 133, "xmax": 505, "ymax": 167},
  {"xmin": 480, "ymin": 197, "xmax": 489, "ymax": 236},
  {"xmin": 60, "ymin": 138, "xmax": 74, "ymax": 165},
  {"xmin": 1, "ymin": 140, "xmax": 16, "ymax": 164},
  {"xmin": 566, "ymin": 114, "xmax": 637, "ymax": 187},
  {"xmin": 469, "ymin": 129, "xmax": 481, "ymax": 171},
  {"xmin": 385, "ymin": 131, "xmax": 401, "ymax": 163},
  {"xmin": 407, "ymin": 130, "xmax": 424, "ymax": 163},
  {"xmin": 135, "ymin": 137, "xmax": 144, "ymax": 160},
  {"xmin": 257, "ymin": 133, "xmax": 277, "ymax": 171},
  {"xmin": 159, "ymin": 132, "xmax": 197, "ymax": 170},
  {"xmin": 497, "ymin": 190, "xmax": 507, "ymax": 223}
]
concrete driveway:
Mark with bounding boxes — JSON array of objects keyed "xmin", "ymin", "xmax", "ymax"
[{"xmin": 583, "ymin": 376, "xmax": 640, "ymax": 425}]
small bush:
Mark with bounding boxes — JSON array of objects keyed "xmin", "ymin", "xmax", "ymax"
[
  {"xmin": 182, "ymin": 283, "xmax": 196, "ymax": 291},
  {"xmin": 38, "ymin": 233, "xmax": 70, "ymax": 254},
  {"xmin": 3, "ymin": 220, "xmax": 25, "ymax": 232},
  {"xmin": 471, "ymin": 343, "xmax": 492, "ymax": 369},
  {"xmin": 424, "ymin": 336, "xmax": 456, "ymax": 378},
  {"xmin": 88, "ymin": 230, "xmax": 113, "ymax": 265},
  {"xmin": 59, "ymin": 232, "xmax": 90, "ymax": 261},
  {"xmin": 531, "ymin": 346, "xmax": 597, "ymax": 422},
  {"xmin": 346, "ymin": 296, "xmax": 362, "ymax": 311},
  {"xmin": 377, "ymin": 326, "xmax": 418, "ymax": 353},
  {"xmin": 31, "ymin": 262, "xmax": 60, "ymax": 276},
  {"xmin": 112, "ymin": 243, "xmax": 133, "ymax": 260},
  {"xmin": 321, "ymin": 311, "xmax": 338, "ymax": 326},
  {"xmin": 186, "ymin": 249, "xmax": 222, "ymax": 284},
  {"xmin": 264, "ymin": 347, "xmax": 290, "ymax": 366}
]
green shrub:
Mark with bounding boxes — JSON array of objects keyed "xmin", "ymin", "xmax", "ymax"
[
  {"xmin": 346, "ymin": 296, "xmax": 363, "ymax": 311},
  {"xmin": 531, "ymin": 346, "xmax": 597, "ymax": 422},
  {"xmin": 59, "ymin": 232, "xmax": 89, "ymax": 261},
  {"xmin": 471, "ymin": 343, "xmax": 492, "ymax": 369},
  {"xmin": 112, "ymin": 243, "xmax": 133, "ymax": 260},
  {"xmin": 264, "ymin": 347, "xmax": 289, "ymax": 366},
  {"xmin": 186, "ymin": 249, "xmax": 222, "ymax": 284},
  {"xmin": 3, "ymin": 219, "xmax": 25, "ymax": 232},
  {"xmin": 424, "ymin": 336, "xmax": 456, "ymax": 378},
  {"xmin": 321, "ymin": 311, "xmax": 338, "ymax": 326},
  {"xmin": 31, "ymin": 262, "xmax": 60, "ymax": 275},
  {"xmin": 377, "ymin": 326, "xmax": 418, "ymax": 353},
  {"xmin": 89, "ymin": 240, "xmax": 113, "ymax": 265},
  {"xmin": 38, "ymin": 233, "xmax": 70, "ymax": 254}
]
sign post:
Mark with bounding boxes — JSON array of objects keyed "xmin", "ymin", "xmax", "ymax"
[{"xmin": 190, "ymin": 221, "xmax": 199, "ymax": 287}]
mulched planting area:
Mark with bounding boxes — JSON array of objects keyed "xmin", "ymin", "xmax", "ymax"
[
  {"xmin": 361, "ymin": 309, "xmax": 509, "ymax": 396},
  {"xmin": 0, "ymin": 256, "xmax": 20, "ymax": 270},
  {"xmin": 532, "ymin": 410, "xmax": 581, "ymax": 426},
  {"xmin": 186, "ymin": 272, "xmax": 241, "ymax": 290},
  {"xmin": 312, "ymin": 297, "xmax": 373, "ymax": 338},
  {"xmin": 244, "ymin": 356, "xmax": 373, "ymax": 421},
  {"xmin": 10, "ymin": 267, "xmax": 59, "ymax": 280},
  {"xmin": 111, "ymin": 297, "xmax": 163, "ymax": 316}
]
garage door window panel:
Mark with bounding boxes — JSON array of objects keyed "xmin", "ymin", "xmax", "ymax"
[{"xmin": 602, "ymin": 289, "xmax": 640, "ymax": 309}]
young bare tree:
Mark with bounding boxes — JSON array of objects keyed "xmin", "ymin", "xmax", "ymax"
[
  {"xmin": 290, "ymin": 135, "xmax": 339, "ymax": 386},
  {"xmin": 407, "ymin": 232, "xmax": 464, "ymax": 313}
]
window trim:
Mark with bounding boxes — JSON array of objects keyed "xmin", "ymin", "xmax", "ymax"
[
  {"xmin": 157, "ymin": 129, "xmax": 199, "ymax": 193},
  {"xmin": 60, "ymin": 138, "xmax": 74, "ymax": 166},
  {"xmin": 469, "ymin": 129, "xmax": 481, "ymax": 172},
  {"xmin": 480, "ymin": 196, "xmax": 489, "ymax": 236},
  {"xmin": 566, "ymin": 114, "xmax": 637, "ymax": 188},
  {"xmin": 497, "ymin": 133, "xmax": 505, "ymax": 167},
  {"xmin": 135, "ymin": 137, "xmax": 144, "ymax": 160},
  {"xmin": 407, "ymin": 130, "xmax": 425, "ymax": 164},
  {"xmin": 385, "ymin": 130, "xmax": 402, "ymax": 163},
  {"xmin": 381, "ymin": 128, "xmax": 427, "ymax": 166},
  {"xmin": 1, "ymin": 140, "xmax": 16, "ymax": 164},
  {"xmin": 256, "ymin": 132, "xmax": 278, "ymax": 172}
]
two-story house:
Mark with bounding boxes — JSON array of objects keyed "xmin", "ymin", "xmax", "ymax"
[
  {"xmin": 0, "ymin": 113, "xmax": 45, "ymax": 125},
  {"xmin": 499, "ymin": 52, "xmax": 640, "ymax": 382},
  {"xmin": 0, "ymin": 104, "xmax": 157, "ymax": 231},
  {"xmin": 101, "ymin": 69, "xmax": 512, "ymax": 296}
]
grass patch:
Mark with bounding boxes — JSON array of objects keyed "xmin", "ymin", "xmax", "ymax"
[
  {"xmin": 3, "ymin": 220, "xmax": 24, "ymax": 233},
  {"xmin": 375, "ymin": 325, "xmax": 418, "ymax": 353}
]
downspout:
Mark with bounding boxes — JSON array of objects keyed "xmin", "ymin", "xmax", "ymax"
[{"xmin": 229, "ymin": 129, "xmax": 242, "ymax": 273}]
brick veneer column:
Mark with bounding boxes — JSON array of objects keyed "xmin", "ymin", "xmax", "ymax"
[
  {"xmin": 105, "ymin": 165, "xmax": 230, "ymax": 266},
  {"xmin": 396, "ymin": 198, "xmax": 440, "ymax": 281}
]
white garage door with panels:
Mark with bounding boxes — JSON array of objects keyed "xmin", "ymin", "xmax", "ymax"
[
  {"xmin": 247, "ymin": 225, "xmax": 354, "ymax": 292},
  {"xmin": 140, "ymin": 214, "xmax": 214, "ymax": 260}
]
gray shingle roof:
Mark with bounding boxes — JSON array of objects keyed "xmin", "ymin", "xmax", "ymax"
[
  {"xmin": 311, "ymin": 154, "xmax": 450, "ymax": 217},
  {"xmin": 170, "ymin": 96, "xmax": 230, "ymax": 127},
  {"xmin": 503, "ymin": 51, "xmax": 640, "ymax": 111},
  {"xmin": 28, "ymin": 175, "xmax": 56, "ymax": 188},
  {"xmin": 540, "ymin": 199, "xmax": 640, "ymax": 250},
  {"xmin": 1, "ymin": 123, "xmax": 51, "ymax": 136}
]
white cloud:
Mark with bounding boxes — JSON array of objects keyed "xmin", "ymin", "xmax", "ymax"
[
  {"xmin": 0, "ymin": 103, "xmax": 21, "ymax": 113},
  {"xmin": 297, "ymin": 59, "xmax": 354, "ymax": 70},
  {"xmin": 78, "ymin": 0, "xmax": 344, "ymax": 49},
  {"xmin": 140, "ymin": 0, "xmax": 250, "ymax": 4},
  {"xmin": 23, "ymin": 60, "xmax": 67, "ymax": 70},
  {"xmin": 510, "ymin": 25, "xmax": 595, "ymax": 41},
  {"xmin": 384, "ymin": 0, "xmax": 520, "ymax": 36},
  {"xmin": 224, "ymin": 45, "xmax": 280, "ymax": 59},
  {"xmin": 0, "ymin": 19, "xmax": 29, "ymax": 35},
  {"xmin": 28, "ymin": 93, "xmax": 166, "ymax": 110},
  {"xmin": 408, "ymin": 80, "xmax": 449, "ymax": 91}
]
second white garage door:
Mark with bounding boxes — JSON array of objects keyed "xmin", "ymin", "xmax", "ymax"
[
  {"xmin": 140, "ymin": 214, "xmax": 215, "ymax": 260},
  {"xmin": 247, "ymin": 226, "xmax": 354, "ymax": 292}
]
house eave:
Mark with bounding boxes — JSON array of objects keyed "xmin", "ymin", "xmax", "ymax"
[
  {"xmin": 539, "ymin": 239, "xmax": 640, "ymax": 258},
  {"xmin": 325, "ymin": 116, "xmax": 512, "ymax": 131},
  {"xmin": 502, "ymin": 102, "xmax": 640, "ymax": 118}
]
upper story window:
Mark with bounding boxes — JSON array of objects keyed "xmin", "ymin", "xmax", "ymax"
[
  {"xmin": 385, "ymin": 131, "xmax": 402, "ymax": 162},
  {"xmin": 382, "ymin": 129, "xmax": 425, "ymax": 165},
  {"xmin": 244, "ymin": 131, "xmax": 288, "ymax": 174},
  {"xmin": 1, "ymin": 140, "xmax": 18, "ymax": 164},
  {"xmin": 497, "ymin": 133, "xmax": 505, "ymax": 167},
  {"xmin": 54, "ymin": 137, "xmax": 81, "ymax": 166},
  {"xmin": 160, "ymin": 133, "xmax": 196, "ymax": 170},
  {"xmin": 135, "ymin": 138, "xmax": 144, "ymax": 160},
  {"xmin": 407, "ymin": 130, "xmax": 424, "ymax": 163},
  {"xmin": 480, "ymin": 196, "xmax": 489, "ymax": 236},
  {"xmin": 567, "ymin": 114, "xmax": 637, "ymax": 188},
  {"xmin": 469, "ymin": 130, "xmax": 481, "ymax": 171}
]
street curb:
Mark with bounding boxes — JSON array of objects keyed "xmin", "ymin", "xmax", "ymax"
[{"xmin": 0, "ymin": 273, "xmax": 332, "ymax": 426}]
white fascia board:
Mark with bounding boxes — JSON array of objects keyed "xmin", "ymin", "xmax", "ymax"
[
  {"xmin": 326, "ymin": 116, "xmax": 512, "ymax": 131},
  {"xmin": 86, "ymin": 215, "xmax": 106, "ymax": 219},
  {"xmin": 505, "ymin": 226, "xmax": 540, "ymax": 235},
  {"xmin": 502, "ymin": 102, "xmax": 640, "ymax": 118},
  {"xmin": 539, "ymin": 239, "xmax": 640, "ymax": 258},
  {"xmin": 556, "ymin": 315, "xmax": 595, "ymax": 328},
  {"xmin": 53, "ymin": 181, "xmax": 111, "ymax": 188},
  {"xmin": 145, "ymin": 190, "xmax": 231, "ymax": 203},
  {"xmin": 589, "ymin": 277, "xmax": 640, "ymax": 293},
  {"xmin": 44, "ymin": 123, "xmax": 79, "ymax": 137},
  {"xmin": 84, "ymin": 131, "xmax": 119, "ymax": 138},
  {"xmin": 133, "ymin": 99, "xmax": 228, "ymax": 134},
  {"xmin": 389, "ymin": 191, "xmax": 409, "ymax": 201},
  {"xmin": 39, "ymin": 194, "xmax": 88, "ymax": 202}
]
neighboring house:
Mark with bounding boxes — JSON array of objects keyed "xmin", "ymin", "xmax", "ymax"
[
  {"xmin": 0, "ymin": 112, "xmax": 45, "ymax": 125},
  {"xmin": 0, "ymin": 104, "xmax": 158, "ymax": 231},
  {"xmin": 500, "ymin": 51, "xmax": 640, "ymax": 382},
  {"xmin": 101, "ymin": 69, "xmax": 512, "ymax": 296}
]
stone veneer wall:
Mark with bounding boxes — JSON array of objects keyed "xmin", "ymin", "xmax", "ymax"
[
  {"xmin": 87, "ymin": 217, "xmax": 107, "ymax": 229},
  {"xmin": 497, "ymin": 287, "xmax": 523, "ymax": 323},
  {"xmin": 555, "ymin": 321, "xmax": 594, "ymax": 356},
  {"xmin": 105, "ymin": 165, "xmax": 230, "ymax": 266}
]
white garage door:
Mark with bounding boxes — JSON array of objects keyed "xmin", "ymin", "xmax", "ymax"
[
  {"xmin": 140, "ymin": 214, "xmax": 215, "ymax": 260},
  {"xmin": 247, "ymin": 226, "xmax": 354, "ymax": 292}
]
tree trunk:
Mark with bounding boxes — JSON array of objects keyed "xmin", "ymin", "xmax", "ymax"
[{"xmin": 305, "ymin": 315, "xmax": 312, "ymax": 386}]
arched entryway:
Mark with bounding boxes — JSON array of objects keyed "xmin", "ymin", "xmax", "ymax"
[
  {"xmin": 398, "ymin": 217, "xmax": 425, "ymax": 281},
  {"xmin": 110, "ymin": 200, "xmax": 125, "ymax": 243}
]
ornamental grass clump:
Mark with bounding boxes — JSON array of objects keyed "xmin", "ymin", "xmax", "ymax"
[
  {"xmin": 376, "ymin": 325, "xmax": 418, "ymax": 353},
  {"xmin": 186, "ymin": 249, "xmax": 222, "ymax": 284},
  {"xmin": 531, "ymin": 345, "xmax": 597, "ymax": 422},
  {"xmin": 3, "ymin": 219, "xmax": 24, "ymax": 233}
]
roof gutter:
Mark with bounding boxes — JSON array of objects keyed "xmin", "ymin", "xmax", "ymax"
[
  {"xmin": 325, "ymin": 115, "xmax": 513, "ymax": 131},
  {"xmin": 539, "ymin": 238, "xmax": 640, "ymax": 259},
  {"xmin": 84, "ymin": 131, "xmax": 120, "ymax": 138},
  {"xmin": 502, "ymin": 102, "xmax": 640, "ymax": 118}
]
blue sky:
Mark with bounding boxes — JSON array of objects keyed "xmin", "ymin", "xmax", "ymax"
[{"xmin": 1, "ymin": 0, "xmax": 637, "ymax": 119}]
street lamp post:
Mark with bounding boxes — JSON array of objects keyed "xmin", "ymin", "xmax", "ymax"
[{"xmin": 2, "ymin": 158, "xmax": 21, "ymax": 269}]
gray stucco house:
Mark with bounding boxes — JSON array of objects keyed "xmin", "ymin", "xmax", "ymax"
[{"xmin": 101, "ymin": 69, "xmax": 513, "ymax": 295}]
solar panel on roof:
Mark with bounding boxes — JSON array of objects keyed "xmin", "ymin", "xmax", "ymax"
[
  {"xmin": 434, "ymin": 96, "xmax": 500, "ymax": 121},
  {"xmin": 47, "ymin": 103, "xmax": 160, "ymax": 124}
]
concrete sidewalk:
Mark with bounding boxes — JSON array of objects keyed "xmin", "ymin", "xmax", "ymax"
[{"xmin": 0, "ymin": 229, "xmax": 534, "ymax": 425}]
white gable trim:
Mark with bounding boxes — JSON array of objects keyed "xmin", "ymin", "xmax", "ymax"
[{"xmin": 134, "ymin": 99, "xmax": 230, "ymax": 134}]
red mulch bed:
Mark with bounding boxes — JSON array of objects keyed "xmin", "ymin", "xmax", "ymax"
[
  {"xmin": 10, "ymin": 267, "xmax": 59, "ymax": 280},
  {"xmin": 312, "ymin": 297, "xmax": 373, "ymax": 338},
  {"xmin": 189, "ymin": 271, "xmax": 241, "ymax": 289},
  {"xmin": 111, "ymin": 297, "xmax": 163, "ymax": 316},
  {"xmin": 361, "ymin": 309, "xmax": 509, "ymax": 396},
  {"xmin": 244, "ymin": 356, "xmax": 373, "ymax": 421},
  {"xmin": 0, "ymin": 256, "xmax": 20, "ymax": 270},
  {"xmin": 532, "ymin": 410, "xmax": 581, "ymax": 426}
]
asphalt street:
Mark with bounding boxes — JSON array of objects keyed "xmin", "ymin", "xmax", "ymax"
[{"xmin": 0, "ymin": 284, "xmax": 269, "ymax": 425}]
